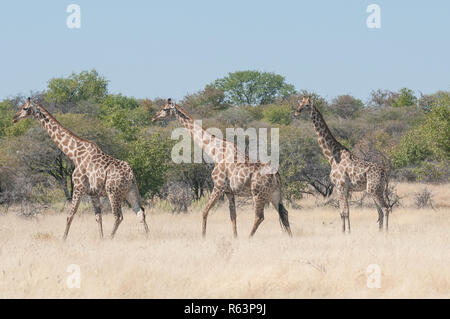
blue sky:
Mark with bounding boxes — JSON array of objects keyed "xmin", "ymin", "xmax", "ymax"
[{"xmin": 1, "ymin": 0, "xmax": 449, "ymax": 102}]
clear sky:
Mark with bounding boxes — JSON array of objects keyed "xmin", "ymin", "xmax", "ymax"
[{"xmin": 1, "ymin": 0, "xmax": 449, "ymax": 102}]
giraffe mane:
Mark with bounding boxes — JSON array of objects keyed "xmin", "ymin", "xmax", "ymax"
[
  {"xmin": 174, "ymin": 103, "xmax": 193, "ymax": 120},
  {"xmin": 311, "ymin": 102, "xmax": 348, "ymax": 152},
  {"xmin": 35, "ymin": 102, "xmax": 98, "ymax": 146},
  {"xmin": 174, "ymin": 102, "xmax": 254, "ymax": 163}
]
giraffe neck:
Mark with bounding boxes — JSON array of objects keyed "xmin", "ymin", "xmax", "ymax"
[
  {"xmin": 174, "ymin": 108, "xmax": 229, "ymax": 163},
  {"xmin": 35, "ymin": 105, "xmax": 87, "ymax": 164},
  {"xmin": 309, "ymin": 105, "xmax": 344, "ymax": 163}
]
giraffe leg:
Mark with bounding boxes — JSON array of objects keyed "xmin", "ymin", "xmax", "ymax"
[
  {"xmin": 346, "ymin": 212, "xmax": 351, "ymax": 234},
  {"xmin": 108, "ymin": 193, "xmax": 123, "ymax": 239},
  {"xmin": 373, "ymin": 200, "xmax": 384, "ymax": 231},
  {"xmin": 202, "ymin": 188, "xmax": 222, "ymax": 238},
  {"xmin": 63, "ymin": 188, "xmax": 84, "ymax": 240},
  {"xmin": 225, "ymin": 193, "xmax": 237, "ymax": 238},
  {"xmin": 337, "ymin": 187, "xmax": 350, "ymax": 234},
  {"xmin": 249, "ymin": 198, "xmax": 265, "ymax": 237},
  {"xmin": 371, "ymin": 189, "xmax": 389, "ymax": 232},
  {"xmin": 126, "ymin": 187, "xmax": 149, "ymax": 237},
  {"xmin": 385, "ymin": 209, "xmax": 389, "ymax": 232},
  {"xmin": 91, "ymin": 196, "xmax": 103, "ymax": 239}
]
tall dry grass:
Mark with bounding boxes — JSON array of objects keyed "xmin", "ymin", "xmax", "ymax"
[{"xmin": 0, "ymin": 183, "xmax": 449, "ymax": 298}]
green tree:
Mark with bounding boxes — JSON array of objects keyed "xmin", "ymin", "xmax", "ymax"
[
  {"xmin": 329, "ymin": 95, "xmax": 364, "ymax": 119},
  {"xmin": 212, "ymin": 70, "xmax": 295, "ymax": 105},
  {"xmin": 46, "ymin": 69, "xmax": 108, "ymax": 113},
  {"xmin": 100, "ymin": 94, "xmax": 150, "ymax": 142},
  {"xmin": 181, "ymin": 85, "xmax": 229, "ymax": 117},
  {"xmin": 391, "ymin": 103, "xmax": 449, "ymax": 180},
  {"xmin": 391, "ymin": 88, "xmax": 417, "ymax": 107},
  {"xmin": 263, "ymin": 105, "xmax": 292, "ymax": 125},
  {"xmin": 126, "ymin": 134, "xmax": 172, "ymax": 198}
]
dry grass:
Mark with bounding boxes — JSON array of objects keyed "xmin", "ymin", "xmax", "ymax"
[{"xmin": 0, "ymin": 183, "xmax": 449, "ymax": 299}]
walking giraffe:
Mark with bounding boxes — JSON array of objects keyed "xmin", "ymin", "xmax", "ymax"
[
  {"xmin": 12, "ymin": 98, "xmax": 149, "ymax": 239},
  {"xmin": 152, "ymin": 99, "xmax": 292, "ymax": 238},
  {"xmin": 295, "ymin": 97, "xmax": 391, "ymax": 233}
]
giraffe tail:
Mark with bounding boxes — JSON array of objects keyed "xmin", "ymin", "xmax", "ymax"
[
  {"xmin": 277, "ymin": 202, "xmax": 292, "ymax": 237},
  {"xmin": 272, "ymin": 173, "xmax": 292, "ymax": 236}
]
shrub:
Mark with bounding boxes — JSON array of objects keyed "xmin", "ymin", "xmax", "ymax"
[
  {"xmin": 391, "ymin": 88, "xmax": 417, "ymax": 107},
  {"xmin": 329, "ymin": 95, "xmax": 364, "ymax": 119},
  {"xmin": 263, "ymin": 104, "xmax": 292, "ymax": 125}
]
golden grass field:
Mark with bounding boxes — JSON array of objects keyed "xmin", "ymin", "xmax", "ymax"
[{"xmin": 0, "ymin": 183, "xmax": 449, "ymax": 299}]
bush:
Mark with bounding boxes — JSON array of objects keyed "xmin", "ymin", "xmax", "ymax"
[
  {"xmin": 391, "ymin": 104, "xmax": 449, "ymax": 169},
  {"xmin": 329, "ymin": 95, "xmax": 364, "ymax": 119},
  {"xmin": 165, "ymin": 181, "xmax": 194, "ymax": 213},
  {"xmin": 391, "ymin": 88, "xmax": 417, "ymax": 107},
  {"xmin": 263, "ymin": 104, "xmax": 292, "ymax": 125},
  {"xmin": 415, "ymin": 188, "xmax": 434, "ymax": 209},
  {"xmin": 181, "ymin": 85, "xmax": 229, "ymax": 117},
  {"xmin": 126, "ymin": 134, "xmax": 172, "ymax": 198}
]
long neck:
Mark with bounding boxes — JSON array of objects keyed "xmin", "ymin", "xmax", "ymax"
[
  {"xmin": 310, "ymin": 105, "xmax": 344, "ymax": 163},
  {"xmin": 35, "ymin": 105, "xmax": 88, "ymax": 164},
  {"xmin": 174, "ymin": 108, "xmax": 230, "ymax": 163}
]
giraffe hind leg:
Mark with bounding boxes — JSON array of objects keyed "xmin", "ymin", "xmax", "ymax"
[
  {"xmin": 249, "ymin": 197, "xmax": 265, "ymax": 237},
  {"xmin": 108, "ymin": 192, "xmax": 123, "ymax": 239},
  {"xmin": 225, "ymin": 193, "xmax": 238, "ymax": 238},
  {"xmin": 91, "ymin": 196, "xmax": 103, "ymax": 239},
  {"xmin": 371, "ymin": 188, "xmax": 389, "ymax": 232},
  {"xmin": 126, "ymin": 186, "xmax": 149, "ymax": 236},
  {"xmin": 374, "ymin": 200, "xmax": 384, "ymax": 231}
]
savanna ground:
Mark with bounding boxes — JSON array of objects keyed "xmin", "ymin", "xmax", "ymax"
[{"xmin": 0, "ymin": 183, "xmax": 449, "ymax": 299}]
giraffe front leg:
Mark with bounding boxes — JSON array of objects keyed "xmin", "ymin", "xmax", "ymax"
[
  {"xmin": 91, "ymin": 196, "xmax": 103, "ymax": 239},
  {"xmin": 63, "ymin": 188, "xmax": 84, "ymax": 240},
  {"xmin": 226, "ymin": 193, "xmax": 237, "ymax": 238},
  {"xmin": 202, "ymin": 188, "xmax": 222, "ymax": 238}
]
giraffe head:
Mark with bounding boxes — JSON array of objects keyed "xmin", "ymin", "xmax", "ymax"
[
  {"xmin": 151, "ymin": 98, "xmax": 177, "ymax": 122},
  {"xmin": 152, "ymin": 98, "xmax": 192, "ymax": 122},
  {"xmin": 12, "ymin": 97, "xmax": 40, "ymax": 123},
  {"xmin": 294, "ymin": 96, "xmax": 312, "ymax": 117}
]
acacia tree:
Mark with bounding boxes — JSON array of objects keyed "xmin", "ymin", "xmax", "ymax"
[
  {"xmin": 45, "ymin": 69, "xmax": 108, "ymax": 113},
  {"xmin": 367, "ymin": 89, "xmax": 397, "ymax": 108},
  {"xmin": 329, "ymin": 95, "xmax": 364, "ymax": 119},
  {"xmin": 211, "ymin": 70, "xmax": 295, "ymax": 106}
]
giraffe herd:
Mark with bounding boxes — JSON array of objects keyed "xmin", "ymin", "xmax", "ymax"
[{"xmin": 11, "ymin": 96, "xmax": 391, "ymax": 239}]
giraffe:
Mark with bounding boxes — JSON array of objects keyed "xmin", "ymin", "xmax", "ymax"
[
  {"xmin": 295, "ymin": 97, "xmax": 391, "ymax": 233},
  {"xmin": 12, "ymin": 98, "xmax": 149, "ymax": 239},
  {"xmin": 152, "ymin": 99, "xmax": 292, "ymax": 238}
]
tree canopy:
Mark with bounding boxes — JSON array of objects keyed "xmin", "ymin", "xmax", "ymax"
[{"xmin": 211, "ymin": 70, "xmax": 295, "ymax": 106}]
